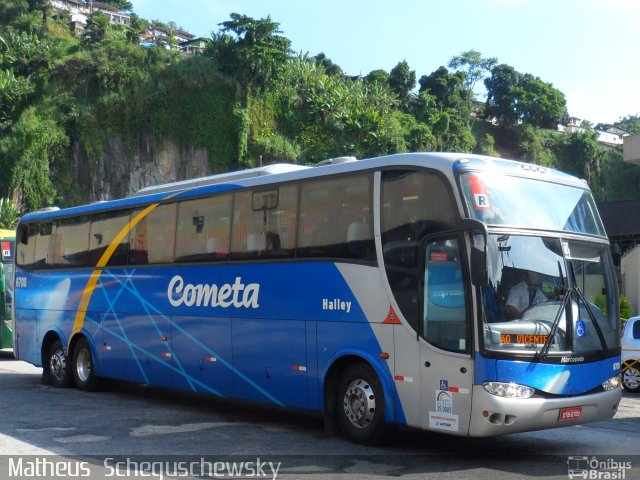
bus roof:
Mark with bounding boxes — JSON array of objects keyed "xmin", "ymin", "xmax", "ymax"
[{"xmin": 18, "ymin": 152, "xmax": 587, "ymax": 224}]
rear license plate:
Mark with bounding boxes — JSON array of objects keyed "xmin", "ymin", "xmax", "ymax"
[{"xmin": 559, "ymin": 406, "xmax": 583, "ymax": 420}]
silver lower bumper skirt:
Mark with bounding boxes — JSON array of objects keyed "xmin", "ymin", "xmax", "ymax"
[{"xmin": 468, "ymin": 385, "xmax": 621, "ymax": 437}]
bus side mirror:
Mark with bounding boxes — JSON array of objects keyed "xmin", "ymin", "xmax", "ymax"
[
  {"xmin": 470, "ymin": 244, "xmax": 488, "ymax": 287},
  {"xmin": 462, "ymin": 219, "xmax": 489, "ymax": 287}
]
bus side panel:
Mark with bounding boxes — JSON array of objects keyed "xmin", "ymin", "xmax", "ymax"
[
  {"xmin": 232, "ymin": 317, "xmax": 307, "ymax": 409},
  {"xmin": 14, "ymin": 309, "xmax": 38, "ymax": 365},
  {"xmin": 99, "ymin": 313, "xmax": 153, "ymax": 384},
  {"xmin": 306, "ymin": 320, "xmax": 320, "ymax": 411},
  {"xmin": 171, "ymin": 315, "xmax": 233, "ymax": 397}
]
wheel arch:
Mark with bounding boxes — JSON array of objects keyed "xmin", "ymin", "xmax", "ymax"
[
  {"xmin": 322, "ymin": 351, "xmax": 397, "ymax": 424},
  {"xmin": 68, "ymin": 331, "xmax": 100, "ymax": 376},
  {"xmin": 40, "ymin": 328, "xmax": 68, "ymax": 366}
]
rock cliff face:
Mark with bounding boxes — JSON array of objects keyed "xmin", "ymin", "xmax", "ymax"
[{"xmin": 74, "ymin": 134, "xmax": 212, "ymax": 203}]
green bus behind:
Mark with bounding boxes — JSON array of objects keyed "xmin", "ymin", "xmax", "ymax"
[{"xmin": 0, "ymin": 229, "xmax": 15, "ymax": 350}]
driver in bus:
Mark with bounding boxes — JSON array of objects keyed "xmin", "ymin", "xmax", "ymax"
[{"xmin": 504, "ymin": 270, "xmax": 547, "ymax": 319}]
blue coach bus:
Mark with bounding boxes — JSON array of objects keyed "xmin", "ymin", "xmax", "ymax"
[{"xmin": 13, "ymin": 153, "xmax": 621, "ymax": 444}]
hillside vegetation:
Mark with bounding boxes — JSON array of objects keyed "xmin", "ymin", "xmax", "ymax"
[{"xmin": 1, "ymin": 1, "xmax": 639, "ymax": 216}]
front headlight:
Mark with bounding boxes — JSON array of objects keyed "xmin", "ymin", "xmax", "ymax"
[
  {"xmin": 482, "ymin": 381, "xmax": 535, "ymax": 398},
  {"xmin": 601, "ymin": 375, "xmax": 621, "ymax": 391}
]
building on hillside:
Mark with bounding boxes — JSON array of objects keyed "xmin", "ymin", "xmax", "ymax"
[
  {"xmin": 142, "ymin": 26, "xmax": 195, "ymax": 50},
  {"xmin": 598, "ymin": 199, "xmax": 640, "ymax": 316},
  {"xmin": 92, "ymin": 2, "xmax": 130, "ymax": 26},
  {"xmin": 557, "ymin": 117, "xmax": 629, "ymax": 148},
  {"xmin": 50, "ymin": 0, "xmax": 130, "ymax": 33},
  {"xmin": 180, "ymin": 37, "xmax": 207, "ymax": 55},
  {"xmin": 50, "ymin": 0, "xmax": 87, "ymax": 32}
]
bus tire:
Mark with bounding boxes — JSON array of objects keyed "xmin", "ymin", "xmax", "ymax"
[
  {"xmin": 46, "ymin": 338, "xmax": 73, "ymax": 388},
  {"xmin": 72, "ymin": 337, "xmax": 97, "ymax": 391},
  {"xmin": 622, "ymin": 362, "xmax": 640, "ymax": 393},
  {"xmin": 335, "ymin": 362, "xmax": 387, "ymax": 445}
]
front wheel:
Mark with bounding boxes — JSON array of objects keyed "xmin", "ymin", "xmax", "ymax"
[
  {"xmin": 335, "ymin": 363, "xmax": 387, "ymax": 445},
  {"xmin": 45, "ymin": 338, "xmax": 72, "ymax": 388},
  {"xmin": 622, "ymin": 362, "xmax": 640, "ymax": 393},
  {"xmin": 72, "ymin": 337, "xmax": 98, "ymax": 391}
]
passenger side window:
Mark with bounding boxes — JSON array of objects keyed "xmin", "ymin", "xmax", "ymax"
[
  {"xmin": 49, "ymin": 216, "xmax": 90, "ymax": 268},
  {"xmin": 16, "ymin": 224, "xmax": 36, "ymax": 267},
  {"xmin": 175, "ymin": 195, "xmax": 231, "ymax": 262},
  {"xmin": 129, "ymin": 203, "xmax": 177, "ymax": 265},
  {"xmin": 89, "ymin": 210, "xmax": 130, "ymax": 267},
  {"xmin": 423, "ymin": 237, "xmax": 468, "ymax": 353},
  {"xmin": 231, "ymin": 185, "xmax": 298, "ymax": 260},
  {"xmin": 34, "ymin": 223, "xmax": 53, "ymax": 268},
  {"xmin": 297, "ymin": 174, "xmax": 374, "ymax": 261}
]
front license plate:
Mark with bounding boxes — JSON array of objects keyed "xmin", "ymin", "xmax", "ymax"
[{"xmin": 559, "ymin": 406, "xmax": 583, "ymax": 420}]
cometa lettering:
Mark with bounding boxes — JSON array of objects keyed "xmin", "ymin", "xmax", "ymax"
[{"xmin": 168, "ymin": 275, "xmax": 260, "ymax": 309}]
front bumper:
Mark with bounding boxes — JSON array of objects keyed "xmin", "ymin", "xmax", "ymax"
[{"xmin": 468, "ymin": 385, "xmax": 621, "ymax": 437}]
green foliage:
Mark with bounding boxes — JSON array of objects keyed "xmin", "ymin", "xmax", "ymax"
[
  {"xmin": 249, "ymin": 133, "xmax": 301, "ymax": 164},
  {"xmin": 206, "ymin": 13, "xmax": 291, "ymax": 93},
  {"xmin": 448, "ymin": 49, "xmax": 497, "ymax": 92},
  {"xmin": 389, "ymin": 60, "xmax": 416, "ymax": 106},
  {"xmin": 0, "ymin": 68, "xmax": 32, "ymax": 128},
  {"xmin": 515, "ymin": 124, "xmax": 555, "ymax": 166},
  {"xmin": 485, "ymin": 64, "xmax": 568, "ymax": 128},
  {"xmin": 554, "ymin": 129, "xmax": 604, "ymax": 186},
  {"xmin": 0, "ymin": 198, "xmax": 20, "ymax": 228},
  {"xmin": 0, "ymin": 107, "xmax": 68, "ymax": 210},
  {"xmin": 593, "ymin": 294, "xmax": 632, "ymax": 321}
]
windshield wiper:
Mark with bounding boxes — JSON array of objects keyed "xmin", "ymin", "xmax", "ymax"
[{"xmin": 537, "ymin": 288, "xmax": 572, "ymax": 360}]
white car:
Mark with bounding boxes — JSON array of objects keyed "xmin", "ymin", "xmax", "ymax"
[{"xmin": 621, "ymin": 316, "xmax": 640, "ymax": 393}]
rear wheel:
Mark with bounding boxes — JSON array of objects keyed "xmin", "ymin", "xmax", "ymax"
[
  {"xmin": 622, "ymin": 362, "xmax": 640, "ymax": 393},
  {"xmin": 335, "ymin": 363, "xmax": 387, "ymax": 445},
  {"xmin": 46, "ymin": 338, "xmax": 72, "ymax": 388},
  {"xmin": 72, "ymin": 337, "xmax": 97, "ymax": 391}
]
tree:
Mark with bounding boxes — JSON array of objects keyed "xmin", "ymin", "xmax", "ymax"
[
  {"xmin": 389, "ymin": 60, "xmax": 416, "ymax": 106},
  {"xmin": 313, "ymin": 52, "xmax": 342, "ymax": 76},
  {"xmin": 364, "ymin": 69, "xmax": 389, "ymax": 86},
  {"xmin": 554, "ymin": 130, "xmax": 604, "ymax": 188},
  {"xmin": 0, "ymin": 69, "xmax": 32, "ymax": 129},
  {"xmin": 26, "ymin": 0, "xmax": 50, "ymax": 28},
  {"xmin": 82, "ymin": 12, "xmax": 111, "ymax": 46},
  {"xmin": 206, "ymin": 13, "xmax": 292, "ymax": 92},
  {"xmin": 484, "ymin": 63, "xmax": 521, "ymax": 124},
  {"xmin": 484, "ymin": 64, "xmax": 568, "ymax": 128},
  {"xmin": 418, "ymin": 66, "xmax": 470, "ymax": 111},
  {"xmin": 126, "ymin": 14, "xmax": 148, "ymax": 44},
  {"xmin": 448, "ymin": 49, "xmax": 497, "ymax": 92},
  {"xmin": 513, "ymin": 74, "xmax": 568, "ymax": 128}
]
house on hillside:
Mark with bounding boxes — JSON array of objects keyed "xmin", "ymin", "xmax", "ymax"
[
  {"xmin": 598, "ymin": 199, "xmax": 640, "ymax": 316},
  {"xmin": 180, "ymin": 37, "xmax": 207, "ymax": 55},
  {"xmin": 50, "ymin": 0, "xmax": 130, "ymax": 33},
  {"xmin": 557, "ymin": 117, "xmax": 628, "ymax": 148}
]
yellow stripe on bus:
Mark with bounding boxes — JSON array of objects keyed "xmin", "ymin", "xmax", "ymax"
[{"xmin": 70, "ymin": 192, "xmax": 180, "ymax": 343}]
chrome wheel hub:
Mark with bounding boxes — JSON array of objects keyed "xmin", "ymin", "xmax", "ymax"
[
  {"xmin": 624, "ymin": 367, "xmax": 640, "ymax": 389},
  {"xmin": 343, "ymin": 379, "xmax": 376, "ymax": 429},
  {"xmin": 50, "ymin": 349, "xmax": 67, "ymax": 380},
  {"xmin": 76, "ymin": 349, "xmax": 91, "ymax": 383}
]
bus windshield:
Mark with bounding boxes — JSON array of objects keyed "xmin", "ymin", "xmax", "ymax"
[
  {"xmin": 459, "ymin": 172, "xmax": 606, "ymax": 236},
  {"xmin": 481, "ymin": 234, "xmax": 620, "ymax": 357}
]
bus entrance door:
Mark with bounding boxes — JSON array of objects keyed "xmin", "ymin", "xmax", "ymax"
[{"xmin": 419, "ymin": 236, "xmax": 473, "ymax": 435}]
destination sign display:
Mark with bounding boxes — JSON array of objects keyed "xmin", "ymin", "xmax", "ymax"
[{"xmin": 500, "ymin": 333, "xmax": 549, "ymax": 345}]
